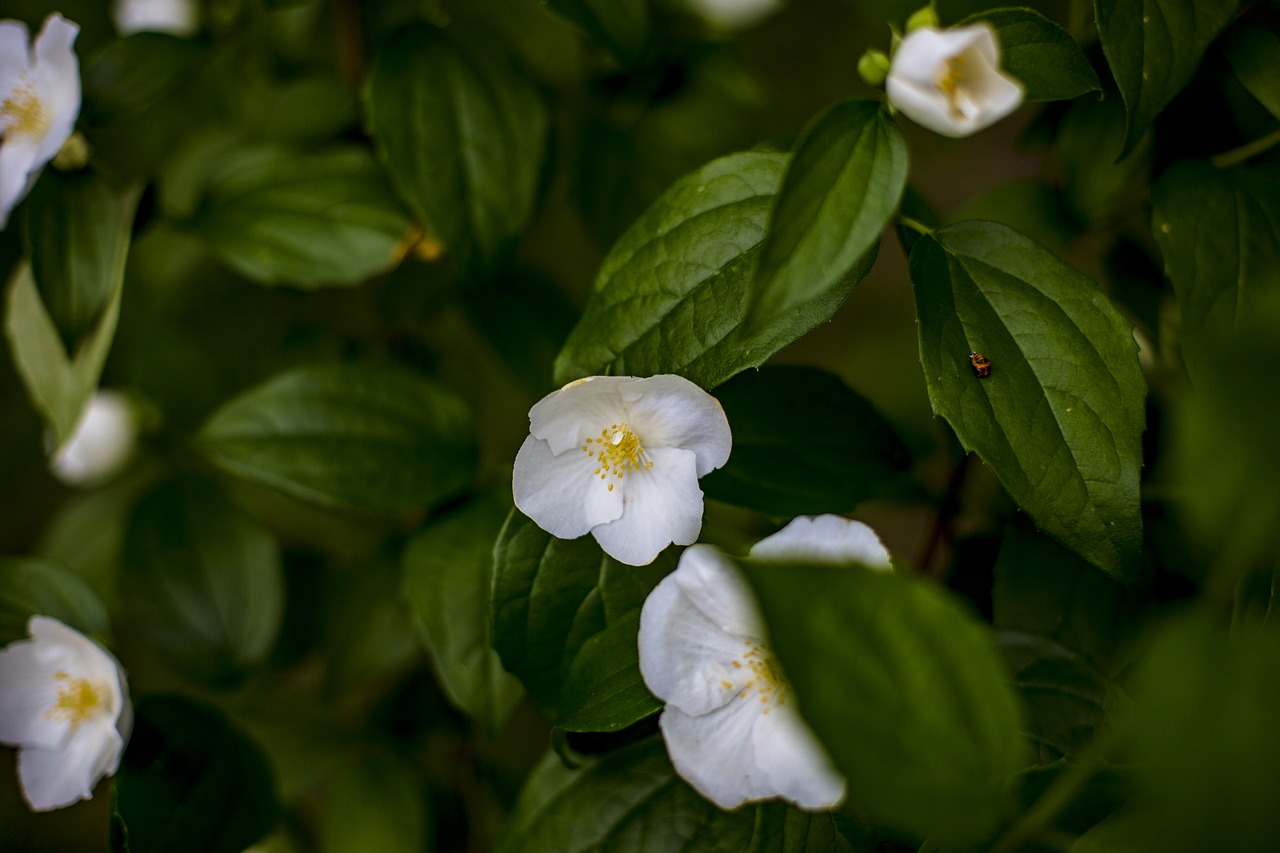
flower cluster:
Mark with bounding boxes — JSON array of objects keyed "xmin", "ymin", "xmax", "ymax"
[{"xmin": 0, "ymin": 617, "xmax": 131, "ymax": 811}]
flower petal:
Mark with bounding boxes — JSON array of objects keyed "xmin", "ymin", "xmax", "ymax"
[
  {"xmin": 30, "ymin": 14, "xmax": 79, "ymax": 170},
  {"xmin": 748, "ymin": 514, "xmax": 892, "ymax": 569},
  {"xmin": 0, "ymin": 135, "xmax": 39, "ymax": 229},
  {"xmin": 590, "ymin": 445, "xmax": 704, "ymax": 565},
  {"xmin": 638, "ymin": 548, "xmax": 758, "ymax": 717},
  {"xmin": 0, "ymin": 639, "xmax": 69, "ymax": 748},
  {"xmin": 16, "ymin": 721, "xmax": 123, "ymax": 811},
  {"xmin": 885, "ymin": 75, "xmax": 960, "ymax": 137},
  {"xmin": 512, "ymin": 434, "xmax": 623, "ymax": 539},
  {"xmin": 0, "ymin": 20, "xmax": 33, "ymax": 90},
  {"xmin": 658, "ymin": 701, "xmax": 777, "ymax": 809},
  {"xmin": 528, "ymin": 376, "xmax": 631, "ymax": 455},
  {"xmin": 750, "ymin": 703, "xmax": 846, "ymax": 809},
  {"xmin": 619, "ymin": 375, "xmax": 732, "ymax": 476}
]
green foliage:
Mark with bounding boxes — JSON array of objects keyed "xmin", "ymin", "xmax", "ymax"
[
  {"xmin": 0, "ymin": 557, "xmax": 110, "ymax": 645},
  {"xmin": 543, "ymin": 0, "xmax": 649, "ymax": 65},
  {"xmin": 199, "ymin": 362, "xmax": 476, "ymax": 513},
  {"xmin": 910, "ymin": 221, "xmax": 1146, "ymax": 582},
  {"xmin": 113, "ymin": 696, "xmax": 279, "ymax": 853},
  {"xmin": 1094, "ymin": 0, "xmax": 1239, "ymax": 156},
  {"xmin": 1223, "ymin": 23, "xmax": 1280, "ymax": 120},
  {"xmin": 318, "ymin": 753, "xmax": 428, "ymax": 853},
  {"xmin": 742, "ymin": 558, "xmax": 1025, "ymax": 846},
  {"xmin": 967, "ymin": 8, "xmax": 1101, "ymax": 102}
]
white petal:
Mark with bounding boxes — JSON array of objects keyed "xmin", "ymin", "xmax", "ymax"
[
  {"xmin": 528, "ymin": 376, "xmax": 631, "ymax": 455},
  {"xmin": 619, "ymin": 375, "xmax": 732, "ymax": 477},
  {"xmin": 638, "ymin": 549, "xmax": 758, "ymax": 717},
  {"xmin": 0, "ymin": 639, "xmax": 70, "ymax": 748},
  {"xmin": 30, "ymin": 15, "xmax": 79, "ymax": 168},
  {"xmin": 659, "ymin": 702, "xmax": 777, "ymax": 809},
  {"xmin": 684, "ymin": 0, "xmax": 784, "ymax": 29},
  {"xmin": 748, "ymin": 515, "xmax": 892, "ymax": 570},
  {"xmin": 50, "ymin": 392, "xmax": 138, "ymax": 487},
  {"xmin": 963, "ymin": 48, "xmax": 1025, "ymax": 127},
  {"xmin": 751, "ymin": 703, "xmax": 845, "ymax": 809},
  {"xmin": 512, "ymin": 434, "xmax": 623, "ymax": 539},
  {"xmin": 0, "ymin": 135, "xmax": 39, "ymax": 230},
  {"xmin": 0, "ymin": 20, "xmax": 33, "ymax": 90},
  {"xmin": 669, "ymin": 545, "xmax": 763, "ymax": 638},
  {"xmin": 886, "ymin": 75, "xmax": 962, "ymax": 137},
  {"xmin": 16, "ymin": 721, "xmax": 123, "ymax": 811},
  {"xmin": 590, "ymin": 445, "xmax": 704, "ymax": 565},
  {"xmin": 113, "ymin": 0, "xmax": 200, "ymax": 37}
]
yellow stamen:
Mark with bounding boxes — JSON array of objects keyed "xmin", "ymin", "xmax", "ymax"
[
  {"xmin": 1, "ymin": 83, "xmax": 51, "ymax": 140},
  {"xmin": 44, "ymin": 671, "xmax": 106, "ymax": 731},
  {"xmin": 935, "ymin": 55, "xmax": 976, "ymax": 119},
  {"xmin": 735, "ymin": 644, "xmax": 787, "ymax": 714},
  {"xmin": 582, "ymin": 422, "xmax": 653, "ymax": 487}
]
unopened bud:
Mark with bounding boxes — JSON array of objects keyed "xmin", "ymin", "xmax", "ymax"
[
  {"xmin": 857, "ymin": 49, "xmax": 891, "ymax": 87},
  {"xmin": 905, "ymin": 3, "xmax": 940, "ymax": 32},
  {"xmin": 52, "ymin": 132, "xmax": 91, "ymax": 172}
]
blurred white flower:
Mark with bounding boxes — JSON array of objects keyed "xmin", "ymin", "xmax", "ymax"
[
  {"xmin": 50, "ymin": 391, "xmax": 139, "ymax": 487},
  {"xmin": 513, "ymin": 374, "xmax": 731, "ymax": 566},
  {"xmin": 886, "ymin": 23, "xmax": 1024, "ymax": 138},
  {"xmin": 0, "ymin": 13, "xmax": 80, "ymax": 230},
  {"xmin": 638, "ymin": 514, "xmax": 892, "ymax": 810},
  {"xmin": 112, "ymin": 0, "xmax": 199, "ymax": 37},
  {"xmin": 684, "ymin": 0, "xmax": 784, "ymax": 30},
  {"xmin": 0, "ymin": 616, "xmax": 131, "ymax": 812}
]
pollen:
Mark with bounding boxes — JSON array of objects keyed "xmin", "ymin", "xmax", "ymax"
[
  {"xmin": 44, "ymin": 671, "xmax": 106, "ymax": 731},
  {"xmin": 735, "ymin": 644, "xmax": 787, "ymax": 714},
  {"xmin": 1, "ymin": 82, "xmax": 51, "ymax": 140},
  {"xmin": 582, "ymin": 422, "xmax": 653, "ymax": 485}
]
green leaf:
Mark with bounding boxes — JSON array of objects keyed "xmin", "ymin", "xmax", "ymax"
[
  {"xmin": 0, "ymin": 557, "xmax": 110, "ymax": 645},
  {"xmin": 365, "ymin": 24, "xmax": 548, "ymax": 278},
  {"xmin": 554, "ymin": 150, "xmax": 877, "ymax": 389},
  {"xmin": 490, "ymin": 510, "xmax": 673, "ymax": 712},
  {"xmin": 82, "ymin": 32, "xmax": 206, "ymax": 125},
  {"xmin": 4, "ymin": 257, "xmax": 128, "ymax": 448},
  {"xmin": 749, "ymin": 100, "xmax": 905, "ymax": 332},
  {"xmin": 1094, "ymin": 0, "xmax": 1239, "ymax": 156},
  {"xmin": 1223, "ymin": 23, "xmax": 1280, "ymax": 120},
  {"xmin": 319, "ymin": 753, "xmax": 428, "ymax": 853},
  {"xmin": 964, "ymin": 8, "xmax": 1100, "ymax": 102},
  {"xmin": 910, "ymin": 221, "xmax": 1146, "ymax": 582},
  {"xmin": 24, "ymin": 170, "xmax": 135, "ymax": 350},
  {"xmin": 403, "ymin": 496, "xmax": 525, "ymax": 735},
  {"xmin": 700, "ymin": 365, "xmax": 912, "ymax": 517},
  {"xmin": 1055, "ymin": 97, "xmax": 1152, "ymax": 227},
  {"xmin": 198, "ymin": 362, "xmax": 475, "ymax": 514},
  {"xmin": 120, "ymin": 478, "xmax": 284, "ymax": 685},
  {"xmin": 192, "ymin": 145, "xmax": 411, "ymax": 288},
  {"xmin": 543, "ymin": 0, "xmax": 649, "ymax": 65},
  {"xmin": 324, "ymin": 555, "xmax": 419, "ymax": 697},
  {"xmin": 558, "ymin": 610, "xmax": 660, "ymax": 733},
  {"xmin": 114, "ymin": 696, "xmax": 279, "ymax": 853},
  {"xmin": 742, "ymin": 559, "xmax": 1025, "ymax": 846},
  {"xmin": 1151, "ymin": 161, "xmax": 1280, "ymax": 384},
  {"xmin": 497, "ymin": 741, "xmax": 858, "ymax": 853},
  {"xmin": 1121, "ymin": 611, "xmax": 1280, "ymax": 851}
]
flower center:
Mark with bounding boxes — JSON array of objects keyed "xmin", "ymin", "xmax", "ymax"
[
  {"xmin": 1, "ymin": 82, "xmax": 52, "ymax": 140},
  {"xmin": 936, "ymin": 55, "xmax": 978, "ymax": 119},
  {"xmin": 44, "ymin": 671, "xmax": 107, "ymax": 731},
  {"xmin": 582, "ymin": 423, "xmax": 653, "ymax": 492},
  {"xmin": 729, "ymin": 643, "xmax": 789, "ymax": 714}
]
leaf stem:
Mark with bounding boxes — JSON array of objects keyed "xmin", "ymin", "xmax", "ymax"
[
  {"xmin": 1210, "ymin": 127, "xmax": 1280, "ymax": 169},
  {"xmin": 897, "ymin": 216, "xmax": 935, "ymax": 237}
]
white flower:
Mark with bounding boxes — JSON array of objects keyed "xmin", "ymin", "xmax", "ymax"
[
  {"xmin": 0, "ymin": 13, "xmax": 80, "ymax": 230},
  {"xmin": 684, "ymin": 0, "xmax": 785, "ymax": 29},
  {"xmin": 513, "ymin": 374, "xmax": 731, "ymax": 566},
  {"xmin": 638, "ymin": 514, "xmax": 892, "ymax": 810},
  {"xmin": 0, "ymin": 616, "xmax": 131, "ymax": 811},
  {"xmin": 50, "ymin": 391, "xmax": 139, "ymax": 487},
  {"xmin": 112, "ymin": 0, "xmax": 199, "ymax": 37},
  {"xmin": 886, "ymin": 23, "xmax": 1024, "ymax": 138}
]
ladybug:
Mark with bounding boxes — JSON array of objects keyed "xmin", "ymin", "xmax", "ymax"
[{"xmin": 969, "ymin": 352, "xmax": 992, "ymax": 378}]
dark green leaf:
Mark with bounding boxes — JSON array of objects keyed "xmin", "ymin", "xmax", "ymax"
[
  {"xmin": 700, "ymin": 365, "xmax": 912, "ymax": 516},
  {"xmin": 325, "ymin": 556, "xmax": 419, "ymax": 697},
  {"xmin": 1055, "ymin": 97, "xmax": 1152, "ymax": 227},
  {"xmin": 24, "ymin": 170, "xmax": 134, "ymax": 350},
  {"xmin": 1151, "ymin": 161, "xmax": 1280, "ymax": 383},
  {"xmin": 403, "ymin": 496, "xmax": 524, "ymax": 734},
  {"xmin": 0, "ymin": 557, "xmax": 109, "ymax": 645},
  {"xmin": 895, "ymin": 186, "xmax": 939, "ymax": 256},
  {"xmin": 910, "ymin": 221, "xmax": 1145, "ymax": 582},
  {"xmin": 199, "ymin": 362, "xmax": 475, "ymax": 514},
  {"xmin": 742, "ymin": 558, "xmax": 1025, "ymax": 846},
  {"xmin": 497, "ymin": 741, "xmax": 858, "ymax": 853},
  {"xmin": 490, "ymin": 510, "xmax": 673, "ymax": 711},
  {"xmin": 558, "ymin": 610, "xmax": 660, "ymax": 733},
  {"xmin": 365, "ymin": 24, "xmax": 548, "ymax": 278},
  {"xmin": 115, "ymin": 696, "xmax": 279, "ymax": 853},
  {"xmin": 4, "ymin": 257, "xmax": 128, "ymax": 448},
  {"xmin": 82, "ymin": 32, "xmax": 205, "ymax": 125},
  {"xmin": 1094, "ymin": 0, "xmax": 1238, "ymax": 156},
  {"xmin": 192, "ymin": 145, "xmax": 411, "ymax": 288},
  {"xmin": 1223, "ymin": 23, "xmax": 1280, "ymax": 120},
  {"xmin": 554, "ymin": 151, "xmax": 876, "ymax": 389},
  {"xmin": 544, "ymin": 0, "xmax": 648, "ymax": 65},
  {"xmin": 964, "ymin": 8, "xmax": 1100, "ymax": 102},
  {"xmin": 1122, "ymin": 612, "xmax": 1280, "ymax": 851},
  {"xmin": 319, "ymin": 753, "xmax": 428, "ymax": 853},
  {"xmin": 749, "ymin": 100, "xmax": 905, "ymax": 331},
  {"xmin": 120, "ymin": 478, "xmax": 283, "ymax": 685}
]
